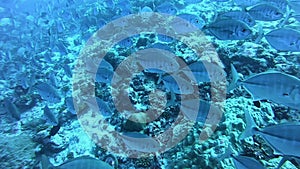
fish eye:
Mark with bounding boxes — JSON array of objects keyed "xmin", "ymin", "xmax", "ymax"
[{"xmin": 242, "ymin": 29, "xmax": 246, "ymax": 32}]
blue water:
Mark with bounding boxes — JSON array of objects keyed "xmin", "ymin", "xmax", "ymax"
[{"xmin": 0, "ymin": 0, "xmax": 299, "ymax": 168}]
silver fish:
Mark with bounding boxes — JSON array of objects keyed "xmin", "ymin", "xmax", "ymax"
[
  {"xmin": 292, "ymin": 14, "xmax": 300, "ymax": 22},
  {"xmin": 177, "ymin": 13, "xmax": 205, "ymax": 29},
  {"xmin": 34, "ymin": 82, "xmax": 61, "ymax": 103},
  {"xmin": 184, "ymin": 0, "xmax": 203, "ymax": 4},
  {"xmin": 120, "ymin": 132, "xmax": 160, "ymax": 152},
  {"xmin": 289, "ymin": 0, "xmax": 300, "ymax": 12},
  {"xmin": 65, "ymin": 97, "xmax": 76, "ymax": 115},
  {"xmin": 136, "ymin": 48, "xmax": 180, "ymax": 74},
  {"xmin": 230, "ymin": 64, "xmax": 300, "ymax": 110},
  {"xmin": 41, "ymin": 155, "xmax": 114, "ymax": 169},
  {"xmin": 262, "ymin": 0, "xmax": 288, "ymax": 12},
  {"xmin": 265, "ymin": 28, "xmax": 300, "ymax": 52},
  {"xmin": 231, "ymin": 155, "xmax": 265, "ymax": 169},
  {"xmin": 96, "ymin": 59, "xmax": 114, "ymax": 83},
  {"xmin": 84, "ymin": 97, "xmax": 113, "ymax": 117},
  {"xmin": 247, "ymin": 4, "xmax": 283, "ymax": 21},
  {"xmin": 240, "ymin": 110, "xmax": 300, "ymax": 157},
  {"xmin": 181, "ymin": 99, "xmax": 223, "ymax": 123},
  {"xmin": 233, "ymin": 0, "xmax": 261, "ymax": 7},
  {"xmin": 217, "ymin": 11, "xmax": 256, "ymax": 27},
  {"xmin": 181, "ymin": 60, "xmax": 226, "ymax": 83},
  {"xmin": 207, "ymin": 19, "xmax": 252, "ymax": 40},
  {"xmin": 155, "ymin": 2, "xmax": 177, "ymax": 15},
  {"xmin": 3, "ymin": 98, "xmax": 20, "ymax": 120},
  {"xmin": 219, "ymin": 146, "xmax": 265, "ymax": 169},
  {"xmin": 43, "ymin": 105, "xmax": 58, "ymax": 126},
  {"xmin": 162, "ymin": 74, "xmax": 194, "ymax": 94}
]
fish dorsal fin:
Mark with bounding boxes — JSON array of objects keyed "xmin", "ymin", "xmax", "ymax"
[{"xmin": 60, "ymin": 156, "xmax": 95, "ymax": 165}]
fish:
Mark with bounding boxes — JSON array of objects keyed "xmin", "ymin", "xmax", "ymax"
[
  {"xmin": 219, "ymin": 146, "xmax": 265, "ymax": 169},
  {"xmin": 181, "ymin": 60, "xmax": 226, "ymax": 83},
  {"xmin": 155, "ymin": 2, "xmax": 177, "ymax": 15},
  {"xmin": 262, "ymin": 0, "xmax": 288, "ymax": 12},
  {"xmin": 265, "ymin": 28, "xmax": 300, "ymax": 52},
  {"xmin": 216, "ymin": 11, "xmax": 256, "ymax": 27},
  {"xmin": 3, "ymin": 98, "xmax": 21, "ymax": 120},
  {"xmin": 169, "ymin": 17, "xmax": 199, "ymax": 34},
  {"xmin": 247, "ymin": 4, "xmax": 283, "ymax": 21},
  {"xmin": 289, "ymin": 0, "xmax": 300, "ymax": 12},
  {"xmin": 233, "ymin": 0, "xmax": 261, "ymax": 8},
  {"xmin": 240, "ymin": 110, "xmax": 300, "ymax": 158},
  {"xmin": 181, "ymin": 99, "xmax": 223, "ymax": 123},
  {"xmin": 212, "ymin": 0, "xmax": 230, "ymax": 2},
  {"xmin": 148, "ymin": 42, "xmax": 173, "ymax": 51},
  {"xmin": 120, "ymin": 132, "xmax": 160, "ymax": 152},
  {"xmin": 206, "ymin": 19, "xmax": 252, "ymax": 40},
  {"xmin": 48, "ymin": 73, "xmax": 58, "ymax": 87},
  {"xmin": 292, "ymin": 14, "xmax": 300, "ymax": 22},
  {"xmin": 118, "ymin": 37, "xmax": 134, "ymax": 48},
  {"xmin": 157, "ymin": 34, "xmax": 174, "ymax": 43},
  {"xmin": 184, "ymin": 0, "xmax": 203, "ymax": 4},
  {"xmin": 231, "ymin": 154, "xmax": 266, "ymax": 169},
  {"xmin": 229, "ymin": 64, "xmax": 300, "ymax": 110},
  {"xmin": 62, "ymin": 64, "xmax": 72, "ymax": 78},
  {"xmin": 43, "ymin": 105, "xmax": 58, "ymax": 126},
  {"xmin": 41, "ymin": 155, "xmax": 114, "ymax": 169},
  {"xmin": 84, "ymin": 97, "xmax": 113, "ymax": 117},
  {"xmin": 136, "ymin": 48, "xmax": 180, "ymax": 73},
  {"xmin": 96, "ymin": 98, "xmax": 113, "ymax": 117},
  {"xmin": 177, "ymin": 13, "xmax": 205, "ymax": 29},
  {"xmin": 162, "ymin": 74, "xmax": 195, "ymax": 94},
  {"xmin": 34, "ymin": 82, "xmax": 61, "ymax": 103},
  {"xmin": 55, "ymin": 19, "xmax": 65, "ymax": 33},
  {"xmin": 96, "ymin": 59, "xmax": 114, "ymax": 83},
  {"xmin": 65, "ymin": 97, "xmax": 76, "ymax": 114},
  {"xmin": 231, "ymin": 155, "xmax": 265, "ymax": 169}
]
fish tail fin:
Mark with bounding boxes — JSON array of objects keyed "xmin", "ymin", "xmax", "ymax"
[
  {"xmin": 227, "ymin": 64, "xmax": 240, "ymax": 92},
  {"xmin": 157, "ymin": 74, "xmax": 162, "ymax": 84},
  {"xmin": 277, "ymin": 6, "xmax": 292, "ymax": 28},
  {"xmin": 254, "ymin": 24, "xmax": 264, "ymax": 43},
  {"xmin": 166, "ymin": 91, "xmax": 177, "ymax": 107},
  {"xmin": 239, "ymin": 109, "xmax": 257, "ymax": 140},
  {"xmin": 41, "ymin": 155, "xmax": 54, "ymax": 169}
]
